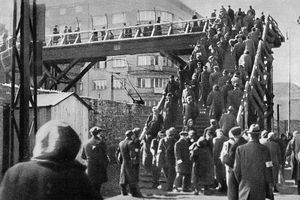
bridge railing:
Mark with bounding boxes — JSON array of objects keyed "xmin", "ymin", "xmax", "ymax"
[
  {"xmin": 237, "ymin": 15, "xmax": 284, "ymax": 131},
  {"xmin": 44, "ymin": 17, "xmax": 214, "ymax": 47}
]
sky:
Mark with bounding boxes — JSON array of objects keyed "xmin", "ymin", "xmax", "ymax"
[
  {"xmin": 0, "ymin": 0, "xmax": 300, "ymax": 86},
  {"xmin": 181, "ymin": 0, "xmax": 300, "ymax": 86}
]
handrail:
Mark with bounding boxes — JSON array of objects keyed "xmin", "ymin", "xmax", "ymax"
[{"xmin": 44, "ymin": 17, "xmax": 215, "ymax": 47}]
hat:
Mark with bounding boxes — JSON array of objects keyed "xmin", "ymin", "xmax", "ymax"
[
  {"xmin": 247, "ymin": 124, "xmax": 261, "ymax": 134},
  {"xmin": 125, "ymin": 130, "xmax": 133, "ymax": 137},
  {"xmin": 229, "ymin": 126, "xmax": 242, "ymax": 137},
  {"xmin": 90, "ymin": 126, "xmax": 105, "ymax": 136},
  {"xmin": 179, "ymin": 131, "xmax": 188, "ymax": 136}
]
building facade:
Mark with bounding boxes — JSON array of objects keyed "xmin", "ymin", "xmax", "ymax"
[{"xmin": 40, "ymin": 0, "xmax": 197, "ymax": 106}]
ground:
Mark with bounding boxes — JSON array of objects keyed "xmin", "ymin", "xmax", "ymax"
[{"xmin": 103, "ymin": 165, "xmax": 300, "ymax": 200}]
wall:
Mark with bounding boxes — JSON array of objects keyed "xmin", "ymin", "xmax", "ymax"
[{"xmin": 82, "ymin": 97, "xmax": 152, "ymax": 161}]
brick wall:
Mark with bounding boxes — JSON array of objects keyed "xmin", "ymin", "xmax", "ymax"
[{"xmin": 82, "ymin": 97, "xmax": 152, "ymax": 161}]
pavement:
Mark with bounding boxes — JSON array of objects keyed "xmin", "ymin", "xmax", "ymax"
[{"xmin": 106, "ymin": 182, "xmax": 300, "ymax": 200}]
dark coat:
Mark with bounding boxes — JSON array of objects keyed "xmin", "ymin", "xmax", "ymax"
[
  {"xmin": 0, "ymin": 160, "xmax": 95, "ymax": 200},
  {"xmin": 117, "ymin": 137, "xmax": 137, "ymax": 185},
  {"xmin": 213, "ymin": 135, "xmax": 228, "ymax": 181},
  {"xmin": 191, "ymin": 141, "xmax": 214, "ymax": 185},
  {"xmin": 264, "ymin": 139, "xmax": 281, "ymax": 184},
  {"xmin": 145, "ymin": 114, "xmax": 163, "ymax": 139},
  {"xmin": 234, "ymin": 141, "xmax": 274, "ymax": 200},
  {"xmin": 227, "ymin": 89, "xmax": 243, "ymax": 112},
  {"xmin": 174, "ymin": 138, "xmax": 192, "ymax": 174},
  {"xmin": 286, "ymin": 134, "xmax": 300, "ymax": 181},
  {"xmin": 141, "ymin": 137, "xmax": 153, "ymax": 171},
  {"xmin": 207, "ymin": 90, "xmax": 224, "ymax": 121},
  {"xmin": 82, "ymin": 137, "xmax": 109, "ymax": 184},
  {"xmin": 182, "ymin": 102, "xmax": 198, "ymax": 124},
  {"xmin": 157, "ymin": 137, "xmax": 176, "ymax": 168}
]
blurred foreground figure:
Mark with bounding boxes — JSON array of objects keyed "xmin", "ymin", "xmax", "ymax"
[{"xmin": 0, "ymin": 120, "xmax": 96, "ymax": 200}]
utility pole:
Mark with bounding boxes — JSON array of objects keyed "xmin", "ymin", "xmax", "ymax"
[
  {"xmin": 111, "ymin": 73, "xmax": 114, "ymax": 101},
  {"xmin": 288, "ymin": 29, "xmax": 291, "ymax": 134}
]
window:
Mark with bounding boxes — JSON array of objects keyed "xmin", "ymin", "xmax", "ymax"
[
  {"xmin": 137, "ymin": 78, "xmax": 153, "ymax": 88},
  {"xmin": 113, "ymin": 79, "xmax": 125, "ymax": 89},
  {"xmin": 137, "ymin": 55, "xmax": 158, "ymax": 66},
  {"xmin": 153, "ymin": 78, "xmax": 163, "ymax": 88},
  {"xmin": 112, "ymin": 13, "xmax": 126, "ymax": 24},
  {"xmin": 163, "ymin": 57, "xmax": 174, "ymax": 67},
  {"xmin": 94, "ymin": 61, "xmax": 106, "ymax": 69},
  {"xmin": 93, "ymin": 15, "xmax": 107, "ymax": 27},
  {"xmin": 75, "ymin": 6, "xmax": 82, "ymax": 13},
  {"xmin": 59, "ymin": 8, "xmax": 66, "ymax": 15},
  {"xmin": 93, "ymin": 80, "xmax": 107, "ymax": 90},
  {"xmin": 160, "ymin": 11, "xmax": 173, "ymax": 22},
  {"xmin": 112, "ymin": 58, "xmax": 127, "ymax": 68},
  {"xmin": 138, "ymin": 10, "xmax": 155, "ymax": 22}
]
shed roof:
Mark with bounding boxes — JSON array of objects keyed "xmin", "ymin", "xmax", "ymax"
[{"xmin": 33, "ymin": 92, "xmax": 91, "ymax": 109}]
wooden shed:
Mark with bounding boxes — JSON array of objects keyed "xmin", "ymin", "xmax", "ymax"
[{"xmin": 34, "ymin": 92, "xmax": 90, "ymax": 143}]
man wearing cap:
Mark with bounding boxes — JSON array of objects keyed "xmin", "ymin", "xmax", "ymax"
[
  {"xmin": 219, "ymin": 106, "xmax": 237, "ymax": 137},
  {"xmin": 116, "ymin": 130, "xmax": 142, "ymax": 197},
  {"xmin": 227, "ymin": 82, "xmax": 243, "ymax": 115},
  {"xmin": 174, "ymin": 131, "xmax": 192, "ymax": 192},
  {"xmin": 221, "ymin": 126, "xmax": 247, "ymax": 200},
  {"xmin": 233, "ymin": 124, "xmax": 274, "ymax": 200},
  {"xmin": 82, "ymin": 126, "xmax": 109, "ymax": 200},
  {"xmin": 213, "ymin": 129, "xmax": 229, "ymax": 192},
  {"xmin": 157, "ymin": 127, "xmax": 177, "ymax": 191}
]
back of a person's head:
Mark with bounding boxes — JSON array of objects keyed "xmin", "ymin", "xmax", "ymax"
[{"xmin": 33, "ymin": 120, "xmax": 81, "ymax": 162}]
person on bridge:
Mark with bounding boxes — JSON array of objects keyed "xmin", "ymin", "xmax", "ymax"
[
  {"xmin": 286, "ymin": 131, "xmax": 300, "ymax": 195},
  {"xmin": 182, "ymin": 95, "xmax": 199, "ymax": 126},
  {"xmin": 163, "ymin": 93, "xmax": 177, "ymax": 130},
  {"xmin": 221, "ymin": 80, "xmax": 234, "ymax": 107},
  {"xmin": 227, "ymin": 83, "xmax": 243, "ymax": 115},
  {"xmin": 227, "ymin": 5, "xmax": 235, "ymax": 25},
  {"xmin": 218, "ymin": 69, "xmax": 231, "ymax": 88},
  {"xmin": 164, "ymin": 75, "xmax": 180, "ymax": 105},
  {"xmin": 233, "ymin": 124, "xmax": 274, "ymax": 200},
  {"xmin": 82, "ymin": 126, "xmax": 110, "ymax": 200},
  {"xmin": 0, "ymin": 120, "xmax": 96, "ymax": 200},
  {"xmin": 123, "ymin": 23, "xmax": 132, "ymax": 38},
  {"xmin": 52, "ymin": 25, "xmax": 60, "ymax": 45},
  {"xmin": 200, "ymin": 65, "xmax": 211, "ymax": 107},
  {"xmin": 209, "ymin": 66, "xmax": 222, "ymax": 88}
]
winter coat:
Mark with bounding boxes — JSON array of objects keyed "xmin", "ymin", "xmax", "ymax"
[
  {"xmin": 145, "ymin": 114, "xmax": 163, "ymax": 139},
  {"xmin": 191, "ymin": 140, "xmax": 214, "ymax": 185},
  {"xmin": 207, "ymin": 90, "xmax": 224, "ymax": 121},
  {"xmin": 286, "ymin": 133, "xmax": 300, "ymax": 181},
  {"xmin": 234, "ymin": 141, "xmax": 274, "ymax": 200},
  {"xmin": 227, "ymin": 89, "xmax": 243, "ymax": 113},
  {"xmin": 182, "ymin": 102, "xmax": 198, "ymax": 124},
  {"xmin": 157, "ymin": 137, "xmax": 176, "ymax": 168},
  {"xmin": 117, "ymin": 137, "xmax": 137, "ymax": 185},
  {"xmin": 82, "ymin": 137, "xmax": 109, "ymax": 184},
  {"xmin": 213, "ymin": 135, "xmax": 229, "ymax": 181},
  {"xmin": 264, "ymin": 139, "xmax": 282, "ymax": 184},
  {"xmin": 0, "ymin": 120, "xmax": 95, "ymax": 200},
  {"xmin": 219, "ymin": 113, "xmax": 237, "ymax": 136},
  {"xmin": 175, "ymin": 138, "xmax": 192, "ymax": 174}
]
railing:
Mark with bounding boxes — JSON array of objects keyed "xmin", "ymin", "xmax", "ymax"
[
  {"xmin": 44, "ymin": 17, "xmax": 214, "ymax": 47},
  {"xmin": 237, "ymin": 15, "xmax": 284, "ymax": 130}
]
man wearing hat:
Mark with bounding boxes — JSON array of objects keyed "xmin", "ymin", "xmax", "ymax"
[
  {"xmin": 233, "ymin": 124, "xmax": 274, "ymax": 200},
  {"xmin": 157, "ymin": 127, "xmax": 177, "ymax": 191},
  {"xmin": 221, "ymin": 126, "xmax": 247, "ymax": 200},
  {"xmin": 116, "ymin": 130, "xmax": 142, "ymax": 197},
  {"xmin": 82, "ymin": 126, "xmax": 109, "ymax": 200},
  {"xmin": 219, "ymin": 106, "xmax": 237, "ymax": 137},
  {"xmin": 174, "ymin": 131, "xmax": 192, "ymax": 192}
]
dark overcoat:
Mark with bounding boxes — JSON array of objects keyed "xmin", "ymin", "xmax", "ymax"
[
  {"xmin": 82, "ymin": 137, "xmax": 109, "ymax": 184},
  {"xmin": 234, "ymin": 141, "xmax": 273, "ymax": 200},
  {"xmin": 117, "ymin": 137, "xmax": 137, "ymax": 185},
  {"xmin": 264, "ymin": 139, "xmax": 281, "ymax": 184},
  {"xmin": 0, "ymin": 160, "xmax": 95, "ymax": 200},
  {"xmin": 286, "ymin": 133, "xmax": 300, "ymax": 181},
  {"xmin": 174, "ymin": 138, "xmax": 192, "ymax": 174},
  {"xmin": 190, "ymin": 141, "xmax": 214, "ymax": 185},
  {"xmin": 156, "ymin": 137, "xmax": 176, "ymax": 168},
  {"xmin": 145, "ymin": 114, "xmax": 164, "ymax": 139}
]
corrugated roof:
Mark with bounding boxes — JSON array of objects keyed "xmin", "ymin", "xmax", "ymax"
[{"xmin": 35, "ymin": 92, "xmax": 74, "ymax": 107}]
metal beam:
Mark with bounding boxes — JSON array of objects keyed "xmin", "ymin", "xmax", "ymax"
[
  {"xmin": 48, "ymin": 58, "xmax": 80, "ymax": 89},
  {"xmin": 62, "ymin": 61, "xmax": 98, "ymax": 92}
]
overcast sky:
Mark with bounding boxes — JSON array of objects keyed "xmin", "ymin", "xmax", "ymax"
[
  {"xmin": 1, "ymin": 0, "xmax": 300, "ymax": 86},
  {"xmin": 181, "ymin": 0, "xmax": 300, "ymax": 86}
]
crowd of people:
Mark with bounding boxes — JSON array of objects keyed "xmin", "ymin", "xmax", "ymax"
[
  {"xmin": 52, "ymin": 24, "xmax": 81, "ymax": 45},
  {"xmin": 0, "ymin": 5, "xmax": 287, "ymax": 200}
]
